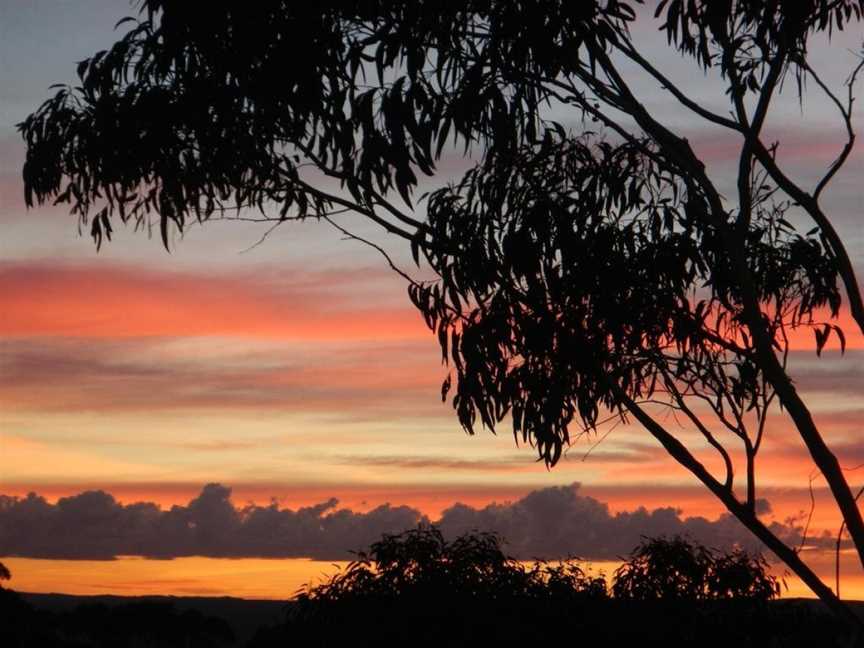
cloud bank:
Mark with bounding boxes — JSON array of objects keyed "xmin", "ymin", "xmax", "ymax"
[{"xmin": 0, "ymin": 483, "xmax": 815, "ymax": 561}]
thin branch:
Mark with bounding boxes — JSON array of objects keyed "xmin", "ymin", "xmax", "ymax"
[
  {"xmin": 664, "ymin": 374, "xmax": 736, "ymax": 491},
  {"xmin": 291, "ymin": 176, "xmax": 417, "ymax": 243},
  {"xmin": 613, "ymin": 39, "xmax": 742, "ymax": 132},
  {"xmin": 836, "ymin": 485, "xmax": 864, "ymax": 598},
  {"xmin": 753, "ymin": 391, "xmax": 775, "ymax": 455},
  {"xmin": 323, "ymin": 215, "xmax": 419, "ymax": 287},
  {"xmin": 799, "ymin": 469, "xmax": 819, "ymax": 554},
  {"xmin": 749, "ymin": 138, "xmax": 864, "ymax": 335},
  {"xmin": 614, "ymin": 384, "xmax": 861, "ymax": 630},
  {"xmin": 580, "ymin": 420, "xmax": 621, "ymax": 462},
  {"xmin": 239, "ymin": 208, "xmax": 352, "ymax": 254},
  {"xmin": 293, "ymin": 144, "xmax": 428, "ymax": 232},
  {"xmin": 736, "ymin": 51, "xmax": 787, "ymax": 234},
  {"xmin": 805, "ymin": 56, "xmax": 864, "ymax": 200}
]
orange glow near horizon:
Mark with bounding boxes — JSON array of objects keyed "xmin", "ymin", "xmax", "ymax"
[
  {"xmin": 4, "ymin": 552, "xmax": 862, "ymax": 602},
  {"xmin": 1, "ymin": 557, "xmax": 351, "ymax": 600}
]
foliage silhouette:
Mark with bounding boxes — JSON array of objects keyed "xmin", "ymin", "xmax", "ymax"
[
  {"xmin": 612, "ymin": 535, "xmax": 780, "ymax": 601},
  {"xmin": 244, "ymin": 528, "xmax": 842, "ymax": 648},
  {"xmin": 0, "ymin": 593, "xmax": 236, "ymax": 648},
  {"xmin": 18, "ymin": 0, "xmax": 864, "ymax": 633},
  {"xmin": 266, "ymin": 526, "xmax": 605, "ymax": 647},
  {"xmin": 294, "ymin": 525, "xmax": 606, "ymax": 605},
  {"xmin": 0, "ymin": 532, "xmax": 851, "ymax": 647}
]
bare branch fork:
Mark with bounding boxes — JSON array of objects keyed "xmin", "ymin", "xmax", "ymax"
[{"xmin": 578, "ymin": 29, "xmax": 864, "ymax": 575}]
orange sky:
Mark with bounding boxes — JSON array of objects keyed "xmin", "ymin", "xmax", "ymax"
[{"xmin": 5, "ymin": 552, "xmax": 862, "ymax": 601}]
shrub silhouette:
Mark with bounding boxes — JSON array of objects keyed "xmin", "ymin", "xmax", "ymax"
[
  {"xmin": 612, "ymin": 535, "xmax": 781, "ymax": 601},
  {"xmin": 259, "ymin": 528, "xmax": 821, "ymax": 648},
  {"xmin": 296, "ymin": 525, "xmax": 605, "ymax": 605},
  {"xmin": 277, "ymin": 526, "xmax": 606, "ymax": 648}
]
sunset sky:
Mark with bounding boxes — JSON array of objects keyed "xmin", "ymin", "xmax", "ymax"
[{"xmin": 1, "ymin": 1, "xmax": 862, "ymax": 599}]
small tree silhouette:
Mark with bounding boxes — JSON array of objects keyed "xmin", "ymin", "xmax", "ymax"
[
  {"xmin": 708, "ymin": 546, "xmax": 782, "ymax": 601},
  {"xmin": 245, "ymin": 529, "xmax": 836, "ymax": 648},
  {"xmin": 281, "ymin": 526, "xmax": 606, "ymax": 648},
  {"xmin": 612, "ymin": 535, "xmax": 781, "ymax": 601},
  {"xmin": 294, "ymin": 525, "xmax": 605, "ymax": 608}
]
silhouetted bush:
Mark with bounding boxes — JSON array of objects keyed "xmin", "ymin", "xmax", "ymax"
[
  {"xmin": 608, "ymin": 535, "xmax": 802, "ymax": 647},
  {"xmin": 3, "ymin": 531, "xmax": 851, "ymax": 647},
  {"xmin": 276, "ymin": 526, "xmax": 606, "ymax": 647},
  {"xmin": 297, "ymin": 525, "xmax": 606, "ymax": 605},
  {"xmin": 612, "ymin": 535, "xmax": 781, "ymax": 601},
  {"xmin": 251, "ymin": 528, "xmax": 845, "ymax": 648}
]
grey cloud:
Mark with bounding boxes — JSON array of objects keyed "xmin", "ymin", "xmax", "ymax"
[
  {"xmin": 338, "ymin": 443, "xmax": 664, "ymax": 473},
  {"xmin": 0, "ymin": 483, "xmax": 811, "ymax": 561},
  {"xmin": 337, "ymin": 455, "xmax": 527, "ymax": 472},
  {"xmin": 787, "ymin": 350, "xmax": 863, "ymax": 395},
  {"xmin": 436, "ymin": 484, "xmax": 802, "ymax": 560},
  {"xmin": 0, "ymin": 484, "xmax": 427, "ymax": 561},
  {"xmin": 754, "ymin": 498, "xmax": 772, "ymax": 516}
]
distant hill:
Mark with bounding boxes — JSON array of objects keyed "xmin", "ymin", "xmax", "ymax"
[
  {"xmin": 15, "ymin": 591, "xmax": 864, "ymax": 647},
  {"xmin": 19, "ymin": 592, "xmax": 289, "ymax": 645}
]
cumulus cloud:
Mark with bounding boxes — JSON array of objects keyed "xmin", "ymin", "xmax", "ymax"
[
  {"xmin": 0, "ymin": 484, "xmax": 424, "ymax": 560},
  {"xmin": 0, "ymin": 483, "xmax": 808, "ymax": 561},
  {"xmin": 437, "ymin": 485, "xmax": 808, "ymax": 559}
]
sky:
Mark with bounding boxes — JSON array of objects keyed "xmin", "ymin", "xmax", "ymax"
[{"xmin": 0, "ymin": 1, "xmax": 863, "ymax": 599}]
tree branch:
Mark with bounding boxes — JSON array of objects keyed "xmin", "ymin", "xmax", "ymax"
[
  {"xmin": 616, "ymin": 387, "xmax": 863, "ymax": 635},
  {"xmin": 750, "ymin": 139, "xmax": 864, "ymax": 335},
  {"xmin": 803, "ymin": 56, "xmax": 864, "ymax": 200}
]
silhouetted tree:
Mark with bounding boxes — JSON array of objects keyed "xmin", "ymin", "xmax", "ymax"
[
  {"xmin": 248, "ymin": 529, "xmax": 835, "ymax": 648},
  {"xmin": 605, "ymin": 535, "xmax": 839, "ymax": 647},
  {"xmin": 18, "ymin": 0, "xmax": 864, "ymax": 633},
  {"xmin": 612, "ymin": 535, "xmax": 780, "ymax": 601},
  {"xmin": 295, "ymin": 526, "xmax": 606, "ymax": 604},
  {"xmin": 279, "ymin": 526, "xmax": 605, "ymax": 647}
]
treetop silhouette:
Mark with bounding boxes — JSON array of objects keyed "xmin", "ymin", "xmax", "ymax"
[
  {"xmin": 612, "ymin": 535, "xmax": 780, "ymax": 601},
  {"xmin": 271, "ymin": 529, "xmax": 796, "ymax": 648},
  {"xmin": 18, "ymin": 0, "xmax": 864, "ymax": 634}
]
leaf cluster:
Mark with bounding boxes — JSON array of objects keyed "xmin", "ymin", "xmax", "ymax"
[
  {"xmin": 17, "ymin": 1, "xmax": 855, "ymax": 471},
  {"xmin": 657, "ymin": 0, "xmax": 863, "ymax": 99},
  {"xmin": 19, "ymin": 0, "xmax": 637, "ymax": 247},
  {"xmin": 411, "ymin": 131, "xmax": 841, "ymax": 464}
]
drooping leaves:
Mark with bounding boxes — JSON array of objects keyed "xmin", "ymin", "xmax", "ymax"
[
  {"xmin": 412, "ymin": 131, "xmax": 841, "ymax": 464},
  {"xmin": 20, "ymin": 0, "xmax": 637, "ymax": 245},
  {"xmin": 19, "ymin": 0, "xmax": 852, "ymax": 468}
]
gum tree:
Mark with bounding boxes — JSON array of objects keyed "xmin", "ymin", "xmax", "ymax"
[{"xmin": 19, "ymin": 0, "xmax": 864, "ymax": 631}]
